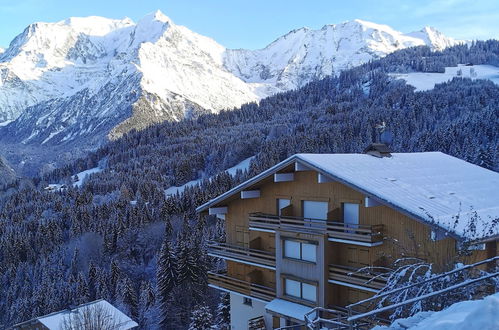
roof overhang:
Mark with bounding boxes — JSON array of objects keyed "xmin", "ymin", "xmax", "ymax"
[
  {"xmin": 265, "ymin": 298, "xmax": 313, "ymax": 322},
  {"xmin": 196, "ymin": 154, "xmax": 463, "ymax": 241}
]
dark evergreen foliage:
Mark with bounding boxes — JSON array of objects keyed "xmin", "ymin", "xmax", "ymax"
[{"xmin": 1, "ymin": 41, "xmax": 498, "ymax": 329}]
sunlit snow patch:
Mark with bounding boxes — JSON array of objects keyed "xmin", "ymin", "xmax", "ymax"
[
  {"xmin": 72, "ymin": 167, "xmax": 103, "ymax": 187},
  {"xmin": 164, "ymin": 156, "xmax": 255, "ymax": 197},
  {"xmin": 391, "ymin": 64, "xmax": 499, "ymax": 91}
]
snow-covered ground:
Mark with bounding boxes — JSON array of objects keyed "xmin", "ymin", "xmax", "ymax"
[
  {"xmin": 374, "ymin": 292, "xmax": 499, "ymax": 330},
  {"xmin": 164, "ymin": 178, "xmax": 203, "ymax": 197},
  {"xmin": 391, "ymin": 64, "xmax": 499, "ymax": 91},
  {"xmin": 225, "ymin": 156, "xmax": 255, "ymax": 176},
  {"xmin": 44, "ymin": 166, "xmax": 103, "ymax": 191},
  {"xmin": 164, "ymin": 156, "xmax": 254, "ymax": 197},
  {"xmin": 72, "ymin": 167, "xmax": 103, "ymax": 187}
]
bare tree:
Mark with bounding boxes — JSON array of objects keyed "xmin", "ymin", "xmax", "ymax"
[{"xmin": 61, "ymin": 303, "xmax": 128, "ymax": 330}]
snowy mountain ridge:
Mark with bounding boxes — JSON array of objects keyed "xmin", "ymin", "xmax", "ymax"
[{"xmin": 0, "ymin": 11, "xmax": 460, "ymax": 146}]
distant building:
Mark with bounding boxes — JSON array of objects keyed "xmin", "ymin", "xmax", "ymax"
[
  {"xmin": 197, "ymin": 148, "xmax": 499, "ymax": 329},
  {"xmin": 11, "ymin": 299, "xmax": 138, "ymax": 330}
]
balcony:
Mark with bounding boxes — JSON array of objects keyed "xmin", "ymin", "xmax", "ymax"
[
  {"xmin": 249, "ymin": 212, "xmax": 383, "ymax": 246},
  {"xmin": 208, "ymin": 271, "xmax": 276, "ymax": 302},
  {"xmin": 328, "ymin": 264, "xmax": 388, "ymax": 292},
  {"xmin": 207, "ymin": 242, "xmax": 276, "ymax": 270}
]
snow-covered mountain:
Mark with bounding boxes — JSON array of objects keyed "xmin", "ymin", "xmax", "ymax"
[
  {"xmin": 0, "ymin": 12, "xmax": 459, "ymax": 146},
  {"xmin": 225, "ymin": 20, "xmax": 458, "ymax": 91},
  {"xmin": 0, "ymin": 156, "xmax": 16, "ymax": 185}
]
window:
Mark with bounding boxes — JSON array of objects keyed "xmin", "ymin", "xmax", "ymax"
[
  {"xmin": 284, "ymin": 278, "xmax": 317, "ymax": 302},
  {"xmin": 285, "ymin": 279, "xmax": 301, "ymax": 298},
  {"xmin": 303, "ymin": 200, "xmax": 328, "ymax": 228},
  {"xmin": 343, "ymin": 203, "xmax": 359, "ymax": 226},
  {"xmin": 277, "ymin": 198, "xmax": 291, "ymax": 215},
  {"xmin": 283, "ymin": 239, "xmax": 317, "ymax": 262},
  {"xmin": 302, "ymin": 283, "xmax": 317, "ymax": 302},
  {"xmin": 243, "ymin": 297, "xmax": 252, "ymax": 306}
]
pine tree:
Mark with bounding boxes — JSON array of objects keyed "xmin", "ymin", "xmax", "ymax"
[
  {"xmin": 157, "ymin": 240, "xmax": 177, "ymax": 329},
  {"xmin": 138, "ymin": 281, "xmax": 156, "ymax": 329},
  {"xmin": 122, "ymin": 277, "xmax": 138, "ymax": 319},
  {"xmin": 110, "ymin": 259, "xmax": 121, "ymax": 296},
  {"xmin": 216, "ymin": 292, "xmax": 230, "ymax": 329},
  {"xmin": 75, "ymin": 272, "xmax": 90, "ymax": 305},
  {"xmin": 176, "ymin": 239, "xmax": 197, "ymax": 284},
  {"xmin": 87, "ymin": 261, "xmax": 98, "ymax": 301},
  {"xmin": 188, "ymin": 305, "xmax": 213, "ymax": 330}
]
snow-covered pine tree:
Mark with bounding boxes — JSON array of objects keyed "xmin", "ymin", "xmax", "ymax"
[
  {"xmin": 176, "ymin": 236, "xmax": 197, "ymax": 284},
  {"xmin": 157, "ymin": 240, "xmax": 177, "ymax": 328},
  {"xmin": 122, "ymin": 277, "xmax": 139, "ymax": 319},
  {"xmin": 216, "ymin": 292, "xmax": 230, "ymax": 329},
  {"xmin": 188, "ymin": 305, "xmax": 214, "ymax": 330}
]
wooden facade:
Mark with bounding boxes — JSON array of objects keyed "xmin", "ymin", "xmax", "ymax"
[{"xmin": 203, "ymin": 160, "xmax": 495, "ymax": 328}]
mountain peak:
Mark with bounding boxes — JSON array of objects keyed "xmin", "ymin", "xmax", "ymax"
[
  {"xmin": 140, "ymin": 10, "xmax": 172, "ymax": 24},
  {"xmin": 405, "ymin": 26, "xmax": 458, "ymax": 51},
  {"xmin": 347, "ymin": 19, "xmax": 399, "ymax": 32},
  {"xmin": 0, "ymin": 14, "xmax": 461, "ymax": 148},
  {"xmin": 58, "ymin": 15, "xmax": 134, "ymax": 36}
]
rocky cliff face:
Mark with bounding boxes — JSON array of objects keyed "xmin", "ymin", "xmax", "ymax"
[{"xmin": 0, "ymin": 12, "xmax": 459, "ymax": 147}]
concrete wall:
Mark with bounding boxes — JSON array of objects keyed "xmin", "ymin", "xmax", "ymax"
[{"xmin": 230, "ymin": 293, "xmax": 272, "ymax": 330}]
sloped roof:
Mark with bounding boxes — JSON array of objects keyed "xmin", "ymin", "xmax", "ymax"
[
  {"xmin": 197, "ymin": 152, "xmax": 499, "ymax": 241},
  {"xmin": 266, "ymin": 298, "xmax": 313, "ymax": 321},
  {"xmin": 15, "ymin": 299, "xmax": 138, "ymax": 329}
]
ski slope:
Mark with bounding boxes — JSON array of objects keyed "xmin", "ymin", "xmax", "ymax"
[{"xmin": 391, "ymin": 64, "xmax": 499, "ymax": 91}]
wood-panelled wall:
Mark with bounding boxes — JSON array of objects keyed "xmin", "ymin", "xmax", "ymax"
[{"xmin": 217, "ymin": 168, "xmax": 496, "ymax": 306}]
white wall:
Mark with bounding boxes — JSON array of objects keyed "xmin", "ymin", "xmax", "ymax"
[{"xmin": 230, "ymin": 293, "xmax": 271, "ymax": 329}]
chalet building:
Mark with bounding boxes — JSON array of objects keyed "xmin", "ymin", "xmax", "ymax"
[
  {"xmin": 11, "ymin": 299, "xmax": 138, "ymax": 330},
  {"xmin": 197, "ymin": 148, "xmax": 499, "ymax": 329}
]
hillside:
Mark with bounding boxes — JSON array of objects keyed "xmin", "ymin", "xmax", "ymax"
[
  {"xmin": 0, "ymin": 42, "xmax": 498, "ymax": 328},
  {"xmin": 0, "ymin": 12, "xmax": 459, "ymax": 170},
  {"xmin": 0, "ymin": 156, "xmax": 16, "ymax": 186}
]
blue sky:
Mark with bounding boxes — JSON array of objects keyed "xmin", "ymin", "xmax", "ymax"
[{"xmin": 1, "ymin": 0, "xmax": 498, "ymax": 49}]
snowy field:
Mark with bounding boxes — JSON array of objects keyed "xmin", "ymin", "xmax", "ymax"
[
  {"xmin": 164, "ymin": 156, "xmax": 254, "ymax": 196},
  {"xmin": 44, "ymin": 166, "xmax": 103, "ymax": 191},
  {"xmin": 72, "ymin": 167, "xmax": 103, "ymax": 187},
  {"xmin": 374, "ymin": 292, "xmax": 499, "ymax": 330},
  {"xmin": 391, "ymin": 64, "xmax": 499, "ymax": 91}
]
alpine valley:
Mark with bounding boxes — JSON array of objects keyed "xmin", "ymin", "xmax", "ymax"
[
  {"xmin": 0, "ymin": 11, "xmax": 459, "ymax": 174},
  {"xmin": 1, "ymin": 8, "xmax": 499, "ymax": 329}
]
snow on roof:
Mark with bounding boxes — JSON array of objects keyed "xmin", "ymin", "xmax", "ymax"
[
  {"xmin": 197, "ymin": 152, "xmax": 499, "ymax": 241},
  {"xmin": 374, "ymin": 292, "xmax": 499, "ymax": 330},
  {"xmin": 35, "ymin": 299, "xmax": 138, "ymax": 329},
  {"xmin": 265, "ymin": 298, "xmax": 313, "ymax": 321},
  {"xmin": 298, "ymin": 152, "xmax": 499, "ymax": 241}
]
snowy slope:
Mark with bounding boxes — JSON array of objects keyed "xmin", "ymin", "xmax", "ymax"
[
  {"xmin": 165, "ymin": 156, "xmax": 254, "ymax": 196},
  {"xmin": 0, "ymin": 12, "xmax": 459, "ymax": 146},
  {"xmin": 224, "ymin": 20, "xmax": 459, "ymax": 92},
  {"xmin": 0, "ymin": 11, "xmax": 258, "ymax": 145},
  {"xmin": 391, "ymin": 64, "xmax": 499, "ymax": 91},
  {"xmin": 0, "ymin": 156, "xmax": 16, "ymax": 185},
  {"xmin": 375, "ymin": 292, "xmax": 499, "ymax": 330}
]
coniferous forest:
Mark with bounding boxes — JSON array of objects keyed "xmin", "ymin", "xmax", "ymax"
[{"xmin": 1, "ymin": 42, "xmax": 499, "ymax": 328}]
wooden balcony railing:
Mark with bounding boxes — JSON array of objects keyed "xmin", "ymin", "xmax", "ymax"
[
  {"xmin": 248, "ymin": 316, "xmax": 266, "ymax": 330},
  {"xmin": 208, "ymin": 271, "xmax": 276, "ymax": 302},
  {"xmin": 249, "ymin": 212, "xmax": 383, "ymax": 244},
  {"xmin": 207, "ymin": 243, "xmax": 276, "ymax": 269},
  {"xmin": 329, "ymin": 264, "xmax": 388, "ymax": 291}
]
